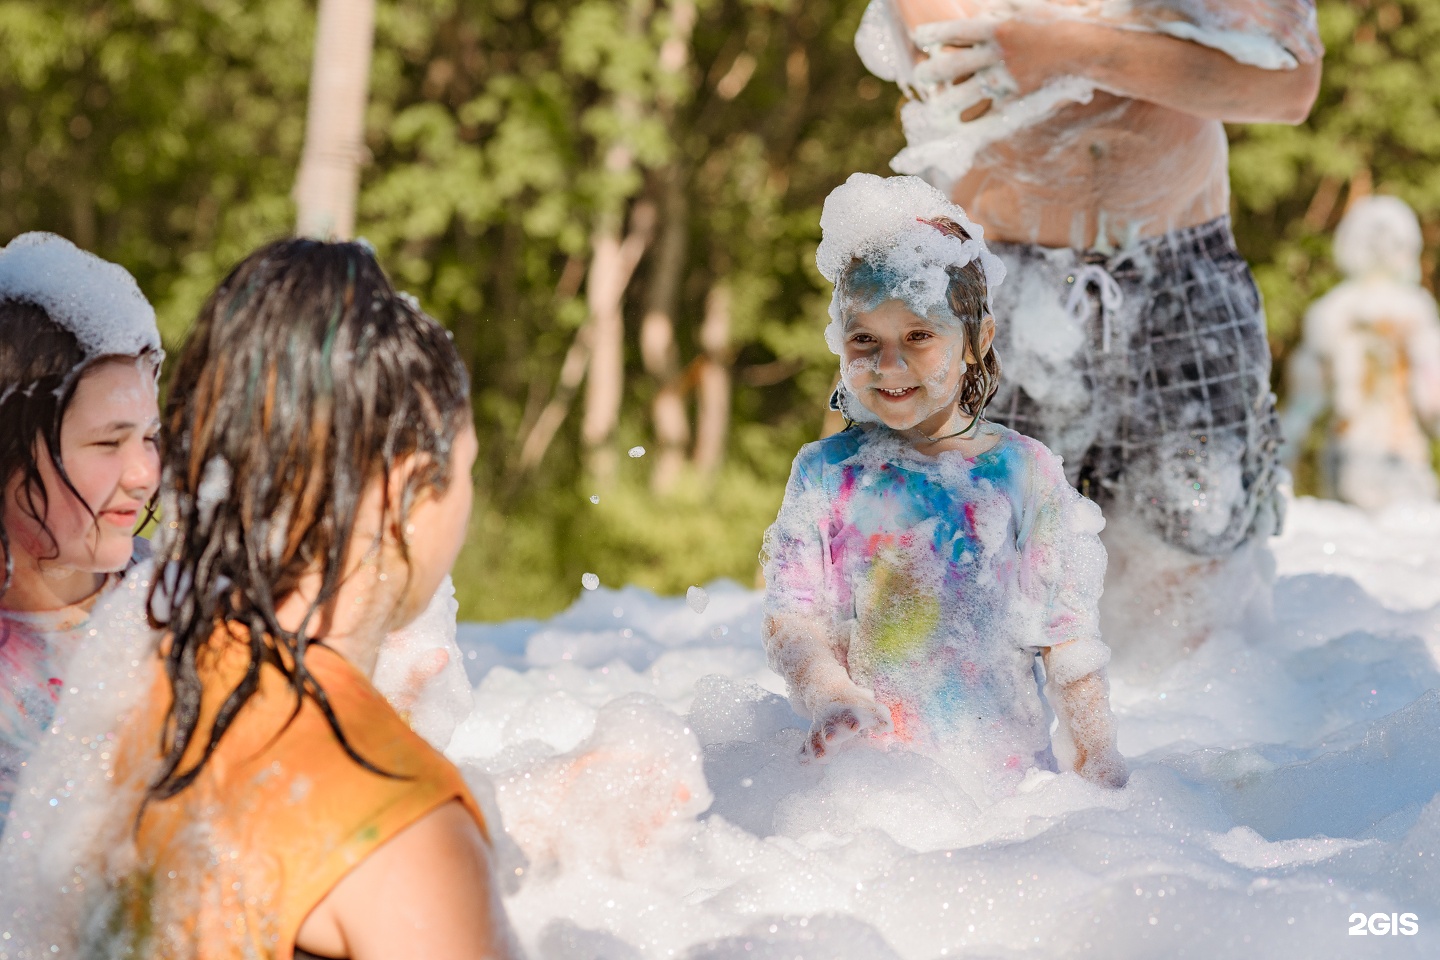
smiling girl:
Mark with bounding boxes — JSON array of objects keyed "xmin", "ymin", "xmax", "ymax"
[
  {"xmin": 761, "ymin": 174, "xmax": 1126, "ymax": 793},
  {"xmin": 0, "ymin": 233, "xmax": 162, "ymax": 825}
]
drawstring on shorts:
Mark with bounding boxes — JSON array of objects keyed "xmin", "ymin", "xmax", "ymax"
[{"xmin": 1064, "ymin": 263, "xmax": 1125, "ymax": 353}]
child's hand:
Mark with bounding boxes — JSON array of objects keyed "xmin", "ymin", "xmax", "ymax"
[
  {"xmin": 384, "ymin": 647, "xmax": 452, "ymax": 721},
  {"xmin": 1074, "ymin": 740, "xmax": 1128, "ymax": 789},
  {"xmin": 803, "ymin": 691, "xmax": 894, "ymax": 762}
]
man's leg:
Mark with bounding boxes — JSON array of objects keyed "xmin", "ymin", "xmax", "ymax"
[
  {"xmin": 991, "ymin": 221, "xmax": 1283, "ymax": 676},
  {"xmin": 1096, "ymin": 219, "xmax": 1284, "ymax": 675}
]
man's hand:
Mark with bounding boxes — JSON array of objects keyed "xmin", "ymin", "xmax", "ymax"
[{"xmin": 803, "ymin": 689, "xmax": 894, "ymax": 762}]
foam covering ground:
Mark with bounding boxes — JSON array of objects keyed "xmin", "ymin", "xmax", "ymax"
[{"xmin": 451, "ymin": 497, "xmax": 1440, "ymax": 959}]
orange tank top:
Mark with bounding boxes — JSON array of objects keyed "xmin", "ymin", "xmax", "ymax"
[{"xmin": 98, "ymin": 624, "xmax": 487, "ymax": 960}]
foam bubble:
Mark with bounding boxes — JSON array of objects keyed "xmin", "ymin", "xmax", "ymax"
[{"xmin": 0, "ymin": 233, "xmax": 160, "ymax": 359}]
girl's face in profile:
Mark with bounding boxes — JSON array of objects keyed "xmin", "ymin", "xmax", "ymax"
[
  {"xmin": 387, "ymin": 417, "xmax": 478, "ymax": 629},
  {"xmin": 841, "ymin": 299, "xmax": 967, "ymax": 433},
  {"xmin": 3, "ymin": 358, "xmax": 161, "ymax": 578}
]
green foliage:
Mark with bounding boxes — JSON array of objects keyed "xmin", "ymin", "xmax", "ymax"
[
  {"xmin": 3, "ymin": 0, "xmax": 1434, "ymax": 617},
  {"xmin": 0, "ymin": 0, "xmax": 311, "ymax": 343},
  {"xmin": 1230, "ymin": 0, "xmax": 1440, "ymax": 357}
]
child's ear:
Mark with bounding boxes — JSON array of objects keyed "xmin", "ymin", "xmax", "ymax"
[
  {"xmin": 965, "ymin": 315, "xmax": 997, "ymax": 364},
  {"xmin": 382, "ymin": 451, "xmax": 427, "ymax": 544}
]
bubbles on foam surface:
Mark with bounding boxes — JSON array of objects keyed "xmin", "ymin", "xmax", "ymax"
[
  {"xmin": 0, "ymin": 233, "xmax": 160, "ymax": 360},
  {"xmin": 10, "ymin": 503, "xmax": 1440, "ymax": 956},
  {"xmin": 0, "ymin": 562, "xmax": 160, "ymax": 958},
  {"xmin": 194, "ymin": 456, "xmax": 232, "ymax": 533},
  {"xmin": 437, "ymin": 501, "xmax": 1440, "ymax": 958}
]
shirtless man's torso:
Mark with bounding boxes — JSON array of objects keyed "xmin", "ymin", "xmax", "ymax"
[{"xmin": 893, "ymin": 0, "xmax": 1321, "ymax": 248}]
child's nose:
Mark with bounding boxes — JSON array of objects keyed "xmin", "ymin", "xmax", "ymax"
[
  {"xmin": 123, "ymin": 443, "xmax": 162, "ymax": 499},
  {"xmin": 877, "ymin": 342, "xmax": 907, "ymax": 373}
]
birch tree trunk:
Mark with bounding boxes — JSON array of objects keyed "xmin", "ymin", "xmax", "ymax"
[
  {"xmin": 693, "ymin": 282, "xmax": 732, "ymax": 474},
  {"xmin": 642, "ymin": 170, "xmax": 691, "ymax": 494},
  {"xmin": 580, "ymin": 197, "xmax": 656, "ymax": 477},
  {"xmin": 294, "ymin": 0, "xmax": 376, "ymax": 239}
]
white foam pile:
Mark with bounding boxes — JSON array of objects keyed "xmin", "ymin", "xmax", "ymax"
[
  {"xmin": 0, "ymin": 233, "xmax": 160, "ymax": 358},
  {"xmin": 447, "ymin": 496, "xmax": 1440, "ymax": 958}
]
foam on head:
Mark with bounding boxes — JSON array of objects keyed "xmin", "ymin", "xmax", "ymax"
[
  {"xmin": 1332, "ymin": 196, "xmax": 1424, "ymax": 283},
  {"xmin": 816, "ymin": 173, "xmax": 1005, "ymax": 357},
  {"xmin": 0, "ymin": 233, "xmax": 160, "ymax": 359}
]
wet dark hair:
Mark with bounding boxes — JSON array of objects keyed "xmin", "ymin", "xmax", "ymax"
[
  {"xmin": 838, "ymin": 216, "xmax": 1001, "ymax": 422},
  {"xmin": 0, "ymin": 299, "xmax": 160, "ymax": 599},
  {"xmin": 146, "ymin": 238, "xmax": 470, "ymax": 801}
]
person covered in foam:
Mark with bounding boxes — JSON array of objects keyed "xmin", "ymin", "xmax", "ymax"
[
  {"xmin": 761, "ymin": 174, "xmax": 1126, "ymax": 794},
  {"xmin": 1282, "ymin": 196, "xmax": 1440, "ymax": 512},
  {"xmin": 0, "ymin": 233, "xmax": 163, "ymax": 830}
]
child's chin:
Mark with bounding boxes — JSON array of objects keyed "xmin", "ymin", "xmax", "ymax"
[
  {"xmin": 91, "ymin": 535, "xmax": 140, "ymax": 572},
  {"xmin": 858, "ymin": 404, "xmax": 924, "ymax": 431}
]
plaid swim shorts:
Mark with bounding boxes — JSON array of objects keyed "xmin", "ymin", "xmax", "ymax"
[{"xmin": 987, "ymin": 217, "xmax": 1283, "ymax": 557}]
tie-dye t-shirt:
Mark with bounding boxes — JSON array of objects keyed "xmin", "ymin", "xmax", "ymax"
[
  {"xmin": 762, "ymin": 423, "xmax": 1110, "ymax": 783},
  {"xmin": 0, "ymin": 606, "xmax": 89, "ymax": 827},
  {"xmin": 0, "ymin": 539, "xmax": 150, "ymax": 830}
]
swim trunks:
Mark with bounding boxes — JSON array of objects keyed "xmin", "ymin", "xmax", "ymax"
[{"xmin": 987, "ymin": 216, "xmax": 1283, "ymax": 557}]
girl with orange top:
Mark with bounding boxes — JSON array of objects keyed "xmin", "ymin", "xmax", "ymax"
[{"xmin": 91, "ymin": 239, "xmax": 519, "ymax": 959}]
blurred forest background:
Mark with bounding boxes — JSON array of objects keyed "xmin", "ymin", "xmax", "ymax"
[{"xmin": 1, "ymin": 0, "xmax": 1436, "ymax": 621}]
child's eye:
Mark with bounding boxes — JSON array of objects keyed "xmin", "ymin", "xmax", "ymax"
[{"xmin": 908, "ymin": 331, "xmax": 933, "ymax": 342}]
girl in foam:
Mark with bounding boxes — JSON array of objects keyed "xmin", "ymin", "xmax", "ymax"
[
  {"xmin": 0, "ymin": 233, "xmax": 163, "ymax": 828},
  {"xmin": 761, "ymin": 173, "xmax": 1126, "ymax": 794}
]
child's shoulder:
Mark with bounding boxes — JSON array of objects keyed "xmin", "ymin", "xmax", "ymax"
[
  {"xmin": 982, "ymin": 425, "xmax": 1072, "ymax": 488},
  {"xmin": 793, "ymin": 426, "xmax": 867, "ymax": 475}
]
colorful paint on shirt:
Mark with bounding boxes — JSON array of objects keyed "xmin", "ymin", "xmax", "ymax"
[{"xmin": 762, "ymin": 423, "xmax": 1110, "ymax": 790}]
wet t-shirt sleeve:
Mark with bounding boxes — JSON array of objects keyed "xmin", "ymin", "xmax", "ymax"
[
  {"xmin": 1014, "ymin": 441, "xmax": 1111, "ymax": 686},
  {"xmin": 761, "ymin": 447, "xmax": 833, "ymax": 621}
]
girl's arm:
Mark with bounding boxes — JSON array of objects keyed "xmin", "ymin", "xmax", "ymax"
[
  {"xmin": 761, "ymin": 451, "xmax": 892, "ymax": 761},
  {"xmin": 764, "ymin": 613, "xmax": 892, "ymax": 760},
  {"xmin": 296, "ymin": 800, "xmax": 521, "ymax": 960},
  {"xmin": 1019, "ymin": 445, "xmax": 1126, "ymax": 787},
  {"xmin": 1042, "ymin": 652, "xmax": 1127, "ymax": 788}
]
